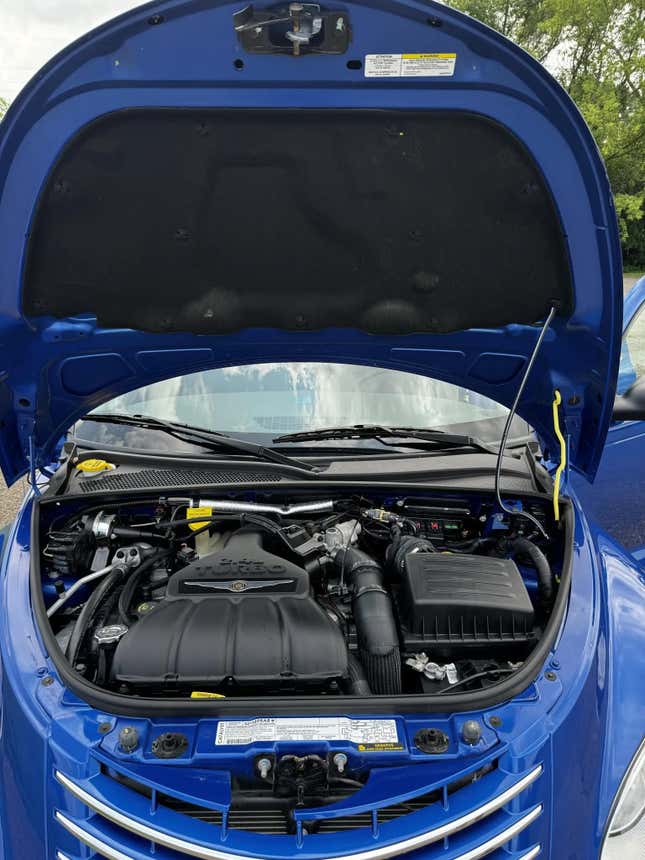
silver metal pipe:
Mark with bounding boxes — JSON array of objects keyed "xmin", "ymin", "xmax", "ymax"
[
  {"xmin": 46, "ymin": 563, "xmax": 118, "ymax": 618},
  {"xmin": 46, "ymin": 545, "xmax": 145, "ymax": 618},
  {"xmin": 168, "ymin": 498, "xmax": 335, "ymax": 517}
]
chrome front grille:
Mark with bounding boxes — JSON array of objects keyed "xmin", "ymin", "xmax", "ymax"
[
  {"xmin": 55, "ymin": 808, "xmax": 542, "ymax": 860},
  {"xmin": 54, "ymin": 760, "xmax": 544, "ymax": 860}
]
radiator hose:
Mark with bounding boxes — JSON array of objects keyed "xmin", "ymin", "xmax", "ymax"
[
  {"xmin": 336, "ymin": 547, "xmax": 401, "ymax": 694},
  {"xmin": 65, "ymin": 567, "xmax": 127, "ymax": 667},
  {"xmin": 508, "ymin": 537, "xmax": 553, "ymax": 606}
]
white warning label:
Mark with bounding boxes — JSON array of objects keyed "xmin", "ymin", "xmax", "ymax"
[
  {"xmin": 364, "ymin": 53, "xmax": 457, "ymax": 78},
  {"xmin": 215, "ymin": 717, "xmax": 399, "ymax": 746}
]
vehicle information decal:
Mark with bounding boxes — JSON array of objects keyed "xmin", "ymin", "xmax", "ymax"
[
  {"xmin": 364, "ymin": 53, "xmax": 457, "ymax": 78},
  {"xmin": 215, "ymin": 717, "xmax": 399, "ymax": 746}
]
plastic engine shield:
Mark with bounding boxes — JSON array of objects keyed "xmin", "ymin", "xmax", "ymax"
[{"xmin": 111, "ymin": 531, "xmax": 348, "ymax": 691}]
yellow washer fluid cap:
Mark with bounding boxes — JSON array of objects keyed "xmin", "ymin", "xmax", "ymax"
[
  {"xmin": 187, "ymin": 507, "xmax": 213, "ymax": 531},
  {"xmin": 76, "ymin": 458, "xmax": 115, "ymax": 473}
]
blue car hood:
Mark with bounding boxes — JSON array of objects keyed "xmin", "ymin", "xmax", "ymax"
[{"xmin": 0, "ymin": 0, "xmax": 622, "ymax": 485}]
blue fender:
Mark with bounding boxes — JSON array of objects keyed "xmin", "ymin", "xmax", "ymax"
[
  {"xmin": 594, "ymin": 530, "xmax": 645, "ymax": 834},
  {"xmin": 0, "ymin": 524, "xmax": 13, "ymax": 569},
  {"xmin": 617, "ymin": 275, "xmax": 645, "ymax": 393},
  {"xmin": 0, "ymin": 516, "xmax": 16, "ymax": 860}
]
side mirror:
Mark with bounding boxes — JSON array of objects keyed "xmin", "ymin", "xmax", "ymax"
[{"xmin": 613, "ymin": 376, "xmax": 645, "ymax": 421}]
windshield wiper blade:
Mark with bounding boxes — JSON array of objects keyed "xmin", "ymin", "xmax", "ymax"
[
  {"xmin": 273, "ymin": 424, "xmax": 501, "ymax": 456},
  {"xmin": 79, "ymin": 413, "xmax": 316, "ymax": 472}
]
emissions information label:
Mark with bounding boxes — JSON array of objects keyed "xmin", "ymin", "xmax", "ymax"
[
  {"xmin": 364, "ymin": 53, "xmax": 457, "ymax": 78},
  {"xmin": 215, "ymin": 717, "xmax": 399, "ymax": 746}
]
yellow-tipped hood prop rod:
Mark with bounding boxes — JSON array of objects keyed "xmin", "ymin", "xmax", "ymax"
[{"xmin": 551, "ymin": 390, "xmax": 567, "ymax": 521}]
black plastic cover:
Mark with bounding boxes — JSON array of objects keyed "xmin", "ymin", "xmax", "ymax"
[
  {"xmin": 111, "ymin": 531, "xmax": 348, "ymax": 691},
  {"xmin": 397, "ymin": 552, "xmax": 534, "ymax": 647}
]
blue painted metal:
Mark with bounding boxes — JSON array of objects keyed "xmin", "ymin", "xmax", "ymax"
[
  {"xmin": 0, "ymin": 3, "xmax": 640, "ymax": 860},
  {"xmin": 572, "ymin": 276, "xmax": 645, "ymax": 553},
  {"xmin": 0, "ymin": 490, "xmax": 642, "ymax": 858},
  {"xmin": 616, "ymin": 276, "xmax": 645, "ymax": 393},
  {"xmin": 0, "ymin": 0, "xmax": 622, "ymax": 484}
]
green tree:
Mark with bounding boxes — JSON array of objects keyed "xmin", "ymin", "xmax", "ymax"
[
  {"xmin": 0, "ymin": 98, "xmax": 9, "ymax": 121},
  {"xmin": 448, "ymin": 0, "xmax": 645, "ymax": 268}
]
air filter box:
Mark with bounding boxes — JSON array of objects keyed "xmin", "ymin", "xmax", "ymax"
[{"xmin": 396, "ymin": 552, "xmax": 535, "ymax": 653}]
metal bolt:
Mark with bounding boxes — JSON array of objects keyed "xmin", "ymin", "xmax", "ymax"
[
  {"xmin": 257, "ymin": 757, "xmax": 272, "ymax": 779},
  {"xmin": 41, "ymin": 675, "xmax": 54, "ymax": 687},
  {"xmin": 333, "ymin": 753, "xmax": 348, "ymax": 774},
  {"xmin": 98, "ymin": 722, "xmax": 112, "ymax": 735},
  {"xmin": 550, "ymin": 658, "xmax": 561, "ymax": 670},
  {"xmin": 489, "ymin": 715, "xmax": 502, "ymax": 728},
  {"xmin": 137, "ymin": 602, "xmax": 154, "ymax": 614},
  {"xmin": 545, "ymin": 671, "xmax": 557, "ymax": 682},
  {"xmin": 461, "ymin": 720, "xmax": 483, "ymax": 746}
]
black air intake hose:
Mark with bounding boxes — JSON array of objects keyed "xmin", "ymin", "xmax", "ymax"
[
  {"xmin": 386, "ymin": 533, "xmax": 436, "ymax": 576},
  {"xmin": 336, "ymin": 547, "xmax": 401, "ymax": 694},
  {"xmin": 347, "ymin": 653, "xmax": 372, "ymax": 696},
  {"xmin": 508, "ymin": 537, "xmax": 553, "ymax": 606}
]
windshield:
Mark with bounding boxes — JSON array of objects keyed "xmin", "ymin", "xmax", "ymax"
[{"xmin": 74, "ymin": 363, "xmax": 530, "ymax": 452}]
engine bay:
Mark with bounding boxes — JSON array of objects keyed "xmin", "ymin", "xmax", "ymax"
[{"xmin": 39, "ymin": 490, "xmax": 563, "ymax": 700}]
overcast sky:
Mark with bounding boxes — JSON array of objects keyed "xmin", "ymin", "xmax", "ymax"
[{"xmin": 1, "ymin": 1, "xmax": 148, "ymax": 101}]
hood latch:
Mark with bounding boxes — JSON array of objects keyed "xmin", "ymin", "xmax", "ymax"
[{"xmin": 233, "ymin": 3, "xmax": 351, "ymax": 56}]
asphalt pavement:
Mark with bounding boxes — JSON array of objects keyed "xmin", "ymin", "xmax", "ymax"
[
  {"xmin": 0, "ymin": 478, "xmax": 27, "ymax": 526},
  {"xmin": 0, "ymin": 275, "xmax": 642, "ymax": 527}
]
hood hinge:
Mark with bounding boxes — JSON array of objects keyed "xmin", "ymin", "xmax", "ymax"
[
  {"xmin": 27, "ymin": 435, "xmax": 40, "ymax": 496},
  {"xmin": 27, "ymin": 435, "xmax": 43, "ymax": 496},
  {"xmin": 16, "ymin": 389, "xmax": 42, "ymax": 494}
]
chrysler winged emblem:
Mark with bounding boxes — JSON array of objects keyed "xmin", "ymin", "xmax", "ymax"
[{"xmin": 184, "ymin": 579, "xmax": 291, "ymax": 592}]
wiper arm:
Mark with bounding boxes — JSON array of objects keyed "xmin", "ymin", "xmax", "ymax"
[
  {"xmin": 79, "ymin": 413, "xmax": 316, "ymax": 472},
  {"xmin": 273, "ymin": 424, "xmax": 501, "ymax": 456}
]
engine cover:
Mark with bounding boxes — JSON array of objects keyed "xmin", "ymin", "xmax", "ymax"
[{"xmin": 111, "ymin": 530, "xmax": 348, "ymax": 692}]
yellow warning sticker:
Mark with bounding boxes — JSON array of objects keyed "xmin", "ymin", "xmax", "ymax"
[
  {"xmin": 191, "ymin": 691, "xmax": 225, "ymax": 699},
  {"xmin": 186, "ymin": 506, "xmax": 213, "ymax": 531},
  {"xmin": 357, "ymin": 742, "xmax": 405, "ymax": 752},
  {"xmin": 364, "ymin": 52, "xmax": 456, "ymax": 78}
]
